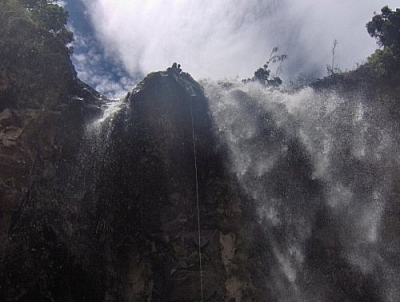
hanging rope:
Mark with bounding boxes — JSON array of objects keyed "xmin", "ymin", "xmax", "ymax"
[{"xmin": 189, "ymin": 95, "xmax": 204, "ymax": 301}]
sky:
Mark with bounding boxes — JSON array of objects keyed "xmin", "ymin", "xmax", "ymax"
[{"xmin": 65, "ymin": 0, "xmax": 399, "ymax": 97}]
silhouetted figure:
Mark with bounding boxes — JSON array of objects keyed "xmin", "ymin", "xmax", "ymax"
[{"xmin": 171, "ymin": 62, "xmax": 182, "ymax": 74}]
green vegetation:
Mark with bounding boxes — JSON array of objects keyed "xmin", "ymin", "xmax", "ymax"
[
  {"xmin": 363, "ymin": 6, "xmax": 400, "ymax": 79},
  {"xmin": 244, "ymin": 47, "xmax": 287, "ymax": 87},
  {"xmin": 1, "ymin": 0, "xmax": 73, "ymax": 47},
  {"xmin": 367, "ymin": 6, "xmax": 400, "ymax": 50},
  {"xmin": 0, "ymin": 0, "xmax": 77, "ymax": 110},
  {"xmin": 312, "ymin": 6, "xmax": 400, "ymax": 118},
  {"xmin": 31, "ymin": 2, "xmax": 73, "ymax": 45}
]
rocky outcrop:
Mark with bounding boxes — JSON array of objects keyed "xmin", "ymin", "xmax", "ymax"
[
  {"xmin": 85, "ymin": 67, "xmax": 269, "ymax": 301},
  {"xmin": 0, "ymin": 17, "xmax": 269, "ymax": 298},
  {"xmin": 0, "ymin": 8, "xmax": 106, "ymax": 301},
  {"xmin": 0, "ymin": 8, "xmax": 274, "ymax": 302}
]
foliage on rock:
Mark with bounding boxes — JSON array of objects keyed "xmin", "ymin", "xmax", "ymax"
[
  {"xmin": 20, "ymin": 0, "xmax": 73, "ymax": 46},
  {"xmin": 314, "ymin": 6, "xmax": 400, "ymax": 101},
  {"xmin": 362, "ymin": 6, "xmax": 400, "ymax": 82},
  {"xmin": 0, "ymin": 0, "xmax": 73, "ymax": 48},
  {"xmin": 243, "ymin": 47, "xmax": 287, "ymax": 87},
  {"xmin": 367, "ymin": 6, "xmax": 400, "ymax": 51}
]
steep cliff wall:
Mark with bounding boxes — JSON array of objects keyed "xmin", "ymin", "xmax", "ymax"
[
  {"xmin": 86, "ymin": 68, "xmax": 270, "ymax": 301},
  {"xmin": 3, "ymin": 3, "xmax": 398, "ymax": 301},
  {"xmin": 0, "ymin": 13, "xmax": 272, "ymax": 298},
  {"xmin": 0, "ymin": 7, "xmax": 106, "ymax": 301}
]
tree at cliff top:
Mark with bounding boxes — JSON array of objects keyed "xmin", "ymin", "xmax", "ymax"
[
  {"xmin": 367, "ymin": 6, "xmax": 400, "ymax": 51},
  {"xmin": 312, "ymin": 7, "xmax": 400, "ymax": 109},
  {"xmin": 363, "ymin": 6, "xmax": 400, "ymax": 81},
  {"xmin": 14, "ymin": 0, "xmax": 74, "ymax": 46},
  {"xmin": 243, "ymin": 47, "xmax": 287, "ymax": 87}
]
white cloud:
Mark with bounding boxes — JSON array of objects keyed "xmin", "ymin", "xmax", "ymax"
[
  {"xmin": 69, "ymin": 20, "xmax": 135, "ymax": 98},
  {"xmin": 80, "ymin": 0, "xmax": 399, "ymax": 82}
]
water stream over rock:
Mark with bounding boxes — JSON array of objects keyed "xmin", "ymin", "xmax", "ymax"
[
  {"xmin": 2, "ymin": 68, "xmax": 400, "ymax": 301},
  {"xmin": 205, "ymin": 80, "xmax": 400, "ymax": 301}
]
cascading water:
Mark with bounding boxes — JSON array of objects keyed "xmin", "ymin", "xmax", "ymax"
[
  {"xmin": 83, "ymin": 98, "xmax": 126, "ymax": 169},
  {"xmin": 204, "ymin": 80, "xmax": 400, "ymax": 301},
  {"xmin": 71, "ymin": 99, "xmax": 125, "ymax": 200},
  {"xmin": 28, "ymin": 69, "xmax": 399, "ymax": 301}
]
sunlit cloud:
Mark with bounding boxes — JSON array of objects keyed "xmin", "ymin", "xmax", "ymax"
[
  {"xmin": 79, "ymin": 0, "xmax": 398, "ymax": 83},
  {"xmin": 71, "ymin": 25, "xmax": 133, "ymax": 98}
]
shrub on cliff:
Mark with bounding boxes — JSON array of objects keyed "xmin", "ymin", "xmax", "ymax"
[
  {"xmin": 18, "ymin": 0, "xmax": 73, "ymax": 45},
  {"xmin": 243, "ymin": 47, "xmax": 287, "ymax": 87},
  {"xmin": 363, "ymin": 6, "xmax": 400, "ymax": 80},
  {"xmin": 367, "ymin": 6, "xmax": 400, "ymax": 51}
]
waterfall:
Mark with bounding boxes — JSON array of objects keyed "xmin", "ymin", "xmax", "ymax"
[
  {"xmin": 24, "ymin": 70, "xmax": 398, "ymax": 301},
  {"xmin": 204, "ymin": 80, "xmax": 400, "ymax": 301},
  {"xmin": 70, "ymin": 98, "xmax": 126, "ymax": 200}
]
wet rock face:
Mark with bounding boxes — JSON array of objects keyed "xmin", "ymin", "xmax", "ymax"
[
  {"xmin": 0, "ymin": 7, "xmax": 261, "ymax": 300},
  {"xmin": 91, "ymin": 70, "xmax": 226, "ymax": 300},
  {"xmin": 0, "ymin": 14, "xmax": 75, "ymax": 239},
  {"xmin": 82, "ymin": 69, "xmax": 275, "ymax": 301},
  {"xmin": 2, "ymin": 16, "xmax": 313, "ymax": 297},
  {"xmin": 0, "ymin": 8, "xmax": 106, "ymax": 235},
  {"xmin": 0, "ymin": 10, "xmax": 105, "ymax": 301},
  {"xmin": 0, "ymin": 31, "xmax": 267, "ymax": 298},
  {"xmin": 0, "ymin": 47, "xmax": 319, "ymax": 299}
]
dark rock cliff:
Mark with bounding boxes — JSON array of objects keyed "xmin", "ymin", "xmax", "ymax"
[
  {"xmin": 0, "ymin": 8, "xmax": 106, "ymax": 301},
  {"xmin": 0, "ymin": 10, "xmax": 270, "ymax": 299},
  {"xmin": 81, "ymin": 68, "xmax": 270, "ymax": 301},
  {"xmin": 7, "ymin": 4, "xmax": 391, "ymax": 300}
]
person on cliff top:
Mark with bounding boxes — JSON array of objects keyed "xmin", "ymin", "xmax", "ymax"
[{"xmin": 172, "ymin": 62, "xmax": 182, "ymax": 74}]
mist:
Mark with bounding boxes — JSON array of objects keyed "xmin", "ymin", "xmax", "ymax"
[{"xmin": 78, "ymin": 0, "xmax": 398, "ymax": 85}]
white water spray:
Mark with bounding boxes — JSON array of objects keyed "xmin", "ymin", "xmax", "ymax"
[
  {"xmin": 204, "ymin": 80, "xmax": 400, "ymax": 301},
  {"xmin": 86, "ymin": 99, "xmax": 125, "ymax": 134},
  {"xmin": 71, "ymin": 99, "xmax": 126, "ymax": 199}
]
